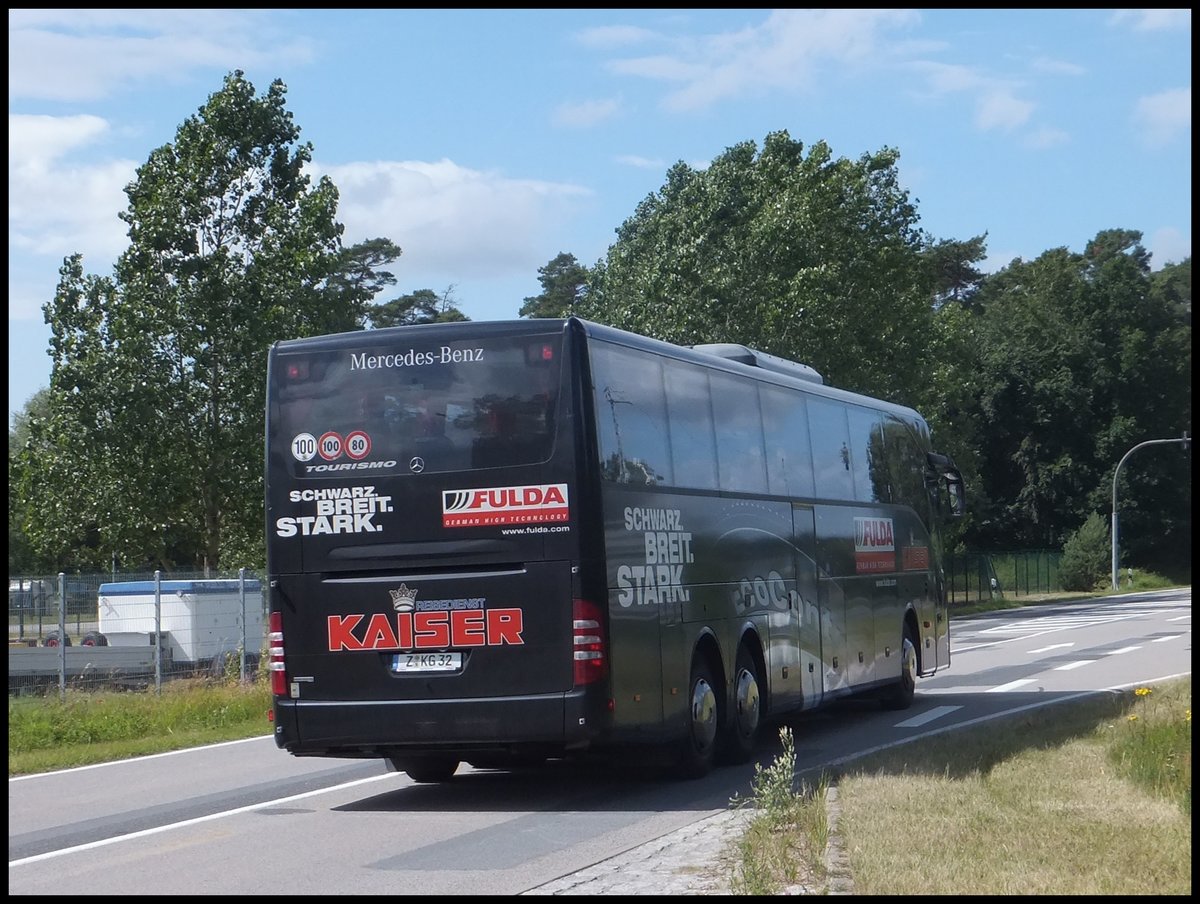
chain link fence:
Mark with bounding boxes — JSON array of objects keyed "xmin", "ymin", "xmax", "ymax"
[{"xmin": 8, "ymin": 568, "xmax": 265, "ymax": 698}]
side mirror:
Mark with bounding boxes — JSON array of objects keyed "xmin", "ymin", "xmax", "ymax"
[
  {"xmin": 926, "ymin": 451, "xmax": 966, "ymax": 518},
  {"xmin": 944, "ymin": 471, "xmax": 965, "ymax": 517}
]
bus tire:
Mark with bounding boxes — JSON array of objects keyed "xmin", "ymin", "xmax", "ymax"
[
  {"xmin": 881, "ymin": 622, "xmax": 918, "ymax": 711},
  {"xmin": 677, "ymin": 656, "xmax": 719, "ymax": 779},
  {"xmin": 393, "ymin": 758, "xmax": 460, "ymax": 784},
  {"xmin": 43, "ymin": 631, "xmax": 71, "ymax": 647},
  {"xmin": 81, "ymin": 631, "xmax": 109, "ymax": 647},
  {"xmin": 720, "ymin": 645, "xmax": 763, "ymax": 764}
]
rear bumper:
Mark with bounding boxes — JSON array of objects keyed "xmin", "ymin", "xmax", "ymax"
[{"xmin": 273, "ymin": 689, "xmax": 600, "ymax": 758}]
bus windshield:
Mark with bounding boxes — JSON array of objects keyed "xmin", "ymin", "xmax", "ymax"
[{"xmin": 273, "ymin": 332, "xmax": 563, "ymax": 477}]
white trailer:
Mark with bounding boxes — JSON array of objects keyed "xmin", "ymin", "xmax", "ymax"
[{"xmin": 97, "ymin": 579, "xmax": 265, "ymax": 669}]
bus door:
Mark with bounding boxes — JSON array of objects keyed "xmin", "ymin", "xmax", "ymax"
[{"xmin": 790, "ymin": 503, "xmax": 822, "ymax": 710}]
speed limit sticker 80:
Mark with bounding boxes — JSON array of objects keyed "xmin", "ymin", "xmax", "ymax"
[{"xmin": 345, "ymin": 430, "xmax": 371, "ymax": 460}]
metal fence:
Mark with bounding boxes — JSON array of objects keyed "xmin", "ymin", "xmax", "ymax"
[
  {"xmin": 12, "ymin": 550, "xmax": 1064, "ymax": 696},
  {"xmin": 946, "ymin": 550, "xmax": 1063, "ymax": 606},
  {"xmin": 8, "ymin": 569, "xmax": 265, "ymax": 698}
]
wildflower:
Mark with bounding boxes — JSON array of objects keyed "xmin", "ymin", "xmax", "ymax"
[
  {"xmin": 1135, "ymin": 687, "xmax": 1152, "ymax": 697},
  {"xmin": 1127, "ymin": 715, "xmax": 1139, "ymax": 722}
]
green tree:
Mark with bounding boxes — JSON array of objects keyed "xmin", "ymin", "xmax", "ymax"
[
  {"xmin": 9, "ymin": 389, "xmax": 54, "ymax": 573},
  {"xmin": 16, "ymin": 70, "xmax": 390, "ymax": 572},
  {"xmin": 580, "ymin": 131, "xmax": 934, "ymax": 403},
  {"xmin": 923, "ymin": 234, "xmax": 988, "ymax": 309},
  {"xmin": 520, "ymin": 252, "xmax": 590, "ymax": 318},
  {"xmin": 1058, "ymin": 512, "xmax": 1111, "ymax": 592},
  {"xmin": 368, "ymin": 286, "xmax": 469, "ymax": 328},
  {"xmin": 962, "ymin": 234, "xmax": 1190, "ymax": 567}
]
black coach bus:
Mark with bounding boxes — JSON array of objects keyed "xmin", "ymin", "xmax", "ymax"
[{"xmin": 264, "ymin": 316, "xmax": 964, "ymax": 782}]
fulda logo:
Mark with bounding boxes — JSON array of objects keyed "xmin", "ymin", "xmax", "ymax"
[
  {"xmin": 853, "ymin": 517, "xmax": 896, "ymax": 574},
  {"xmin": 442, "ymin": 483, "xmax": 569, "ymax": 527}
]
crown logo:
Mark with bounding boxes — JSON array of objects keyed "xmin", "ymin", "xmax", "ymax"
[{"xmin": 389, "ymin": 584, "xmax": 418, "ymax": 612}]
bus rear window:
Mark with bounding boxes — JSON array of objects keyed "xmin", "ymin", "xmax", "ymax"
[{"xmin": 273, "ymin": 335, "xmax": 562, "ymax": 477}]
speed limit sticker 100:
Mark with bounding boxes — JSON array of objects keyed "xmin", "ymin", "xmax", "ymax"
[
  {"xmin": 318, "ymin": 431, "xmax": 344, "ymax": 461},
  {"xmin": 291, "ymin": 433, "xmax": 318, "ymax": 462}
]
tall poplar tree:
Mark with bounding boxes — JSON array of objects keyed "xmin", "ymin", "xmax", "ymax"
[{"xmin": 18, "ymin": 71, "xmax": 389, "ymax": 572}]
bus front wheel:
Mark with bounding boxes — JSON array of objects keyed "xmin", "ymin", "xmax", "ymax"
[
  {"xmin": 677, "ymin": 657, "xmax": 719, "ymax": 779},
  {"xmin": 881, "ymin": 623, "xmax": 918, "ymax": 711}
]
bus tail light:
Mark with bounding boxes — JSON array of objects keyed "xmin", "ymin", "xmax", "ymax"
[
  {"xmin": 572, "ymin": 598, "xmax": 607, "ymax": 686},
  {"xmin": 268, "ymin": 611, "xmax": 287, "ymax": 697}
]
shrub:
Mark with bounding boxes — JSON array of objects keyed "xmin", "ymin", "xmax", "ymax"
[{"xmin": 1059, "ymin": 512, "xmax": 1110, "ymax": 591}]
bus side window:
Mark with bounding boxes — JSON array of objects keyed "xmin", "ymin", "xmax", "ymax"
[
  {"xmin": 807, "ymin": 397, "xmax": 855, "ymax": 501},
  {"xmin": 591, "ymin": 341, "xmax": 671, "ymax": 485}
]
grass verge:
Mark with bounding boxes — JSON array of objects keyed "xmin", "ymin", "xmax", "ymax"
[
  {"xmin": 8, "ymin": 678, "xmax": 272, "ymax": 775},
  {"xmin": 727, "ymin": 677, "xmax": 1191, "ymax": 895}
]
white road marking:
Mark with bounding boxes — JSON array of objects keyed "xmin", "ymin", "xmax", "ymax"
[
  {"xmin": 1028, "ymin": 642, "xmax": 1074, "ymax": 653},
  {"xmin": 1053, "ymin": 660, "xmax": 1096, "ymax": 671},
  {"xmin": 987, "ymin": 679, "xmax": 1039, "ymax": 692},
  {"xmin": 895, "ymin": 705, "xmax": 962, "ymax": 728},
  {"xmin": 9, "ymin": 772, "xmax": 398, "ymax": 867}
]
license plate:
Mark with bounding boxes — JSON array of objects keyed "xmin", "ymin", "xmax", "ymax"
[{"xmin": 392, "ymin": 651, "xmax": 462, "ymax": 673}]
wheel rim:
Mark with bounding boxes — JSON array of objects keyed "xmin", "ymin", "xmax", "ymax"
[
  {"xmin": 734, "ymin": 666, "xmax": 761, "ymax": 740},
  {"xmin": 690, "ymin": 676, "xmax": 718, "ymax": 752},
  {"xmin": 900, "ymin": 635, "xmax": 917, "ymax": 691}
]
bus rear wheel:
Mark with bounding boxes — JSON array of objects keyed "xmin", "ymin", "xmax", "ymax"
[
  {"xmin": 390, "ymin": 757, "xmax": 460, "ymax": 784},
  {"xmin": 677, "ymin": 657, "xmax": 719, "ymax": 779},
  {"xmin": 719, "ymin": 646, "xmax": 762, "ymax": 764}
]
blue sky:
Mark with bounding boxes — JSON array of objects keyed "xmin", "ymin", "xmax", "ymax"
[{"xmin": 8, "ymin": 9, "xmax": 1192, "ymax": 426}]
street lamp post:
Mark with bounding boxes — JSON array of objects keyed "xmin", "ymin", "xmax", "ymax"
[{"xmin": 1111, "ymin": 432, "xmax": 1190, "ymax": 590}]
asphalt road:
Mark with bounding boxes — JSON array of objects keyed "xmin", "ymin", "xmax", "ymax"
[{"xmin": 8, "ymin": 588, "xmax": 1190, "ymax": 895}]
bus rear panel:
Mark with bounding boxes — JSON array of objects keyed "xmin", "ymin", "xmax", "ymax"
[{"xmin": 265, "ymin": 320, "xmax": 609, "ymax": 768}]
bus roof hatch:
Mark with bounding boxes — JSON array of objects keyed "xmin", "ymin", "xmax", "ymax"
[{"xmin": 691, "ymin": 343, "xmax": 824, "ymax": 384}]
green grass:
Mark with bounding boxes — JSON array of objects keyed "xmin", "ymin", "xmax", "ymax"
[{"xmin": 8, "ymin": 677, "xmax": 272, "ymax": 775}]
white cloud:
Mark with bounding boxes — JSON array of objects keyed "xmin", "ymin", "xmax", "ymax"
[
  {"xmin": 7, "ymin": 9, "xmax": 313, "ymax": 102},
  {"xmin": 1108, "ymin": 9, "xmax": 1192, "ymax": 32},
  {"xmin": 603, "ymin": 9, "xmax": 921, "ymax": 112},
  {"xmin": 575, "ymin": 24, "xmax": 659, "ymax": 49},
  {"xmin": 7, "ymin": 114, "xmax": 136, "ymax": 318},
  {"xmin": 614, "ymin": 154, "xmax": 665, "ymax": 169},
  {"xmin": 975, "ymin": 89, "xmax": 1034, "ymax": 132},
  {"xmin": 1029, "ymin": 56, "xmax": 1086, "ymax": 77},
  {"xmin": 553, "ymin": 98, "xmax": 622, "ymax": 128},
  {"xmin": 317, "ymin": 159, "xmax": 592, "ymax": 281},
  {"xmin": 1133, "ymin": 87, "xmax": 1191, "ymax": 147}
]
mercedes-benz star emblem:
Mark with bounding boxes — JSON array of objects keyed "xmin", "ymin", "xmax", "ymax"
[{"xmin": 409, "ymin": 456, "xmax": 425, "ymax": 473}]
